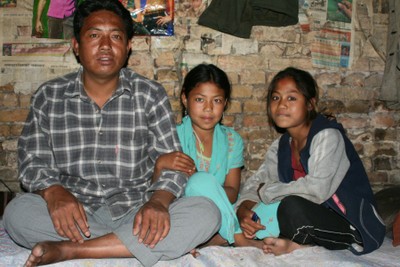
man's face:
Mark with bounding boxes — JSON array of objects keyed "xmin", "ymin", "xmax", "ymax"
[{"xmin": 72, "ymin": 10, "xmax": 131, "ymax": 82}]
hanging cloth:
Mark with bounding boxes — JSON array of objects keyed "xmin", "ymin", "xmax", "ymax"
[
  {"xmin": 198, "ymin": 0, "xmax": 299, "ymax": 38},
  {"xmin": 381, "ymin": 0, "xmax": 400, "ymax": 107}
]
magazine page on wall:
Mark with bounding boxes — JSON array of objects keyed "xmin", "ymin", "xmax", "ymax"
[
  {"xmin": 32, "ymin": 0, "xmax": 82, "ymax": 39},
  {"xmin": 0, "ymin": 0, "xmax": 16, "ymax": 8},
  {"xmin": 32, "ymin": 0, "xmax": 174, "ymax": 39},
  {"xmin": 122, "ymin": 0, "xmax": 174, "ymax": 36}
]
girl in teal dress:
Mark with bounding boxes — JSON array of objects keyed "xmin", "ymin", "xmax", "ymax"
[{"xmin": 153, "ymin": 64, "xmax": 262, "ymax": 247}]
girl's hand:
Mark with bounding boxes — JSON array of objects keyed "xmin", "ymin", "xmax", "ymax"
[
  {"xmin": 154, "ymin": 152, "xmax": 196, "ymax": 180},
  {"xmin": 237, "ymin": 200, "xmax": 265, "ymax": 238}
]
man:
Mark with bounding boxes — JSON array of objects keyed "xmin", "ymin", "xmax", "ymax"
[{"xmin": 4, "ymin": 0, "xmax": 220, "ymax": 266}]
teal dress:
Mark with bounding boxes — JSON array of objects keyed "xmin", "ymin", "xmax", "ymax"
[{"xmin": 177, "ymin": 116, "xmax": 243, "ymax": 244}]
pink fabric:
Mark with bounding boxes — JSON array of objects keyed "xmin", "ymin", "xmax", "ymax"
[
  {"xmin": 47, "ymin": 0, "xmax": 75, "ymax": 19},
  {"xmin": 393, "ymin": 212, "xmax": 400, "ymax": 247},
  {"xmin": 291, "ymin": 142, "xmax": 346, "ymax": 214},
  {"xmin": 331, "ymin": 193, "xmax": 346, "ymax": 214}
]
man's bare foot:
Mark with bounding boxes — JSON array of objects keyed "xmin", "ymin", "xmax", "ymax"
[
  {"xmin": 262, "ymin": 237, "xmax": 309, "ymax": 256},
  {"xmin": 234, "ymin": 233, "xmax": 263, "ymax": 249},
  {"xmin": 24, "ymin": 233, "xmax": 132, "ymax": 267},
  {"xmin": 25, "ymin": 241, "xmax": 70, "ymax": 267}
]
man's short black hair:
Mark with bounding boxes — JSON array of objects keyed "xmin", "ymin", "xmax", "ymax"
[{"xmin": 73, "ymin": 0, "xmax": 134, "ymax": 43}]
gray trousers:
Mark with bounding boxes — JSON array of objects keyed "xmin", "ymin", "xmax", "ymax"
[{"xmin": 3, "ymin": 193, "xmax": 220, "ymax": 266}]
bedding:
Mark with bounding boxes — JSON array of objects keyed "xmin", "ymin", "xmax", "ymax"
[{"xmin": 1, "ymin": 221, "xmax": 399, "ymax": 267}]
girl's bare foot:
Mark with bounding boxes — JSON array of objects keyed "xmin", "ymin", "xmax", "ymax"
[
  {"xmin": 189, "ymin": 248, "xmax": 200, "ymax": 258},
  {"xmin": 198, "ymin": 234, "xmax": 229, "ymax": 248},
  {"xmin": 262, "ymin": 237, "xmax": 309, "ymax": 255},
  {"xmin": 234, "ymin": 233, "xmax": 263, "ymax": 249}
]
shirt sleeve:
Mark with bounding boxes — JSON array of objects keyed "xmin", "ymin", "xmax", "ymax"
[
  {"xmin": 145, "ymin": 83, "xmax": 187, "ymax": 199},
  {"xmin": 237, "ymin": 129, "xmax": 351, "ymax": 206},
  {"xmin": 18, "ymin": 88, "xmax": 61, "ymax": 192}
]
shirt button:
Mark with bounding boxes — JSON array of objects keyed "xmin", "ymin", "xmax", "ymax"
[
  {"xmin": 97, "ymin": 160, "xmax": 102, "ymax": 164},
  {"xmin": 102, "ymin": 184, "xmax": 106, "ymax": 187},
  {"xmin": 98, "ymin": 131, "xmax": 103, "ymax": 135}
]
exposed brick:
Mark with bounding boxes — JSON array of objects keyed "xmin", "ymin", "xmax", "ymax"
[
  {"xmin": 231, "ymin": 85, "xmax": 253, "ymax": 99},
  {"xmin": 345, "ymin": 100, "xmax": 371, "ymax": 113},
  {"xmin": 341, "ymin": 73, "xmax": 366, "ymax": 87},
  {"xmin": 370, "ymin": 114, "xmax": 395, "ymax": 128},
  {"xmin": 154, "ymin": 51, "xmax": 175, "ymax": 67},
  {"xmin": 315, "ymin": 72, "xmax": 341, "ymax": 87},
  {"xmin": 0, "ymin": 125, "xmax": 11, "ymax": 138},
  {"xmin": 373, "ymin": 157, "xmax": 392, "ymax": 171},
  {"xmin": 226, "ymin": 100, "xmax": 242, "ymax": 114},
  {"xmin": 243, "ymin": 115, "xmax": 269, "ymax": 128},
  {"xmin": 245, "ymin": 158, "xmax": 264, "ymax": 171},
  {"xmin": 338, "ymin": 116, "xmax": 369, "ymax": 129},
  {"xmin": 0, "ymin": 93, "xmax": 18, "ymax": 108},
  {"xmin": 326, "ymin": 86, "xmax": 377, "ymax": 101},
  {"xmin": 319, "ymin": 100, "xmax": 346, "ymax": 114},
  {"xmin": 240, "ymin": 70, "xmax": 266, "ymax": 85},
  {"xmin": 0, "ymin": 167, "xmax": 17, "ymax": 181},
  {"xmin": 368, "ymin": 171, "xmax": 389, "ymax": 184},
  {"xmin": 10, "ymin": 125, "xmax": 24, "ymax": 137},
  {"xmin": 243, "ymin": 100, "xmax": 267, "ymax": 113},
  {"xmin": 222, "ymin": 115, "xmax": 235, "ymax": 127},
  {"xmin": 226, "ymin": 72, "xmax": 239, "ymax": 85},
  {"xmin": 19, "ymin": 94, "xmax": 32, "ymax": 108},
  {"xmin": 163, "ymin": 82, "xmax": 176, "ymax": 97},
  {"xmin": 156, "ymin": 69, "xmax": 178, "ymax": 82},
  {"xmin": 373, "ymin": 147, "xmax": 397, "ymax": 157},
  {"xmin": 217, "ymin": 55, "xmax": 266, "ymax": 71},
  {"xmin": 259, "ymin": 44, "xmax": 285, "ymax": 59},
  {"xmin": 0, "ymin": 110, "xmax": 29, "ymax": 123},
  {"xmin": 0, "ymin": 84, "xmax": 14, "ymax": 92},
  {"xmin": 375, "ymin": 128, "xmax": 397, "ymax": 141}
]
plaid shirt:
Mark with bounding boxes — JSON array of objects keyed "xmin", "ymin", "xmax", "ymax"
[{"xmin": 18, "ymin": 67, "xmax": 186, "ymax": 219}]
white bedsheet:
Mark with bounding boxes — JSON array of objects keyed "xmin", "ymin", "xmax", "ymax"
[{"xmin": 1, "ymin": 221, "xmax": 399, "ymax": 267}]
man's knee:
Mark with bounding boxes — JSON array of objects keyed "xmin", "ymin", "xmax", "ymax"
[
  {"xmin": 4, "ymin": 194, "xmax": 33, "ymax": 230},
  {"xmin": 3, "ymin": 193, "xmax": 52, "ymax": 248},
  {"xmin": 181, "ymin": 196, "xmax": 221, "ymax": 231}
]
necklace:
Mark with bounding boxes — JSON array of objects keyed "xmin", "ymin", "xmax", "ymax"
[
  {"xmin": 193, "ymin": 130, "xmax": 211, "ymax": 172},
  {"xmin": 193, "ymin": 130, "xmax": 205, "ymax": 153}
]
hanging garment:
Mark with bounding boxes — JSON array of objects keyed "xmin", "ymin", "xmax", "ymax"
[{"xmin": 198, "ymin": 0, "xmax": 299, "ymax": 38}]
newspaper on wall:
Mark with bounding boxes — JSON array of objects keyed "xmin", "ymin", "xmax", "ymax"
[{"xmin": 299, "ymin": 0, "xmax": 353, "ymax": 69}]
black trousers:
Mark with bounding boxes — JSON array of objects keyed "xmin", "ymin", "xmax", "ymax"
[{"xmin": 277, "ymin": 196, "xmax": 363, "ymax": 250}]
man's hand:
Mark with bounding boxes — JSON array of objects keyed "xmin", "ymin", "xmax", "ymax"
[
  {"xmin": 237, "ymin": 200, "xmax": 265, "ymax": 239},
  {"xmin": 37, "ymin": 185, "xmax": 90, "ymax": 243},
  {"xmin": 133, "ymin": 191, "xmax": 175, "ymax": 248}
]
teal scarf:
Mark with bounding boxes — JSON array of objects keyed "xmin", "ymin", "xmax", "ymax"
[{"xmin": 177, "ymin": 116, "xmax": 229, "ymax": 185}]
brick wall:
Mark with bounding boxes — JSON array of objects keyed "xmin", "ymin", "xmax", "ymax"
[{"xmin": 0, "ymin": 0, "xmax": 399, "ymax": 193}]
